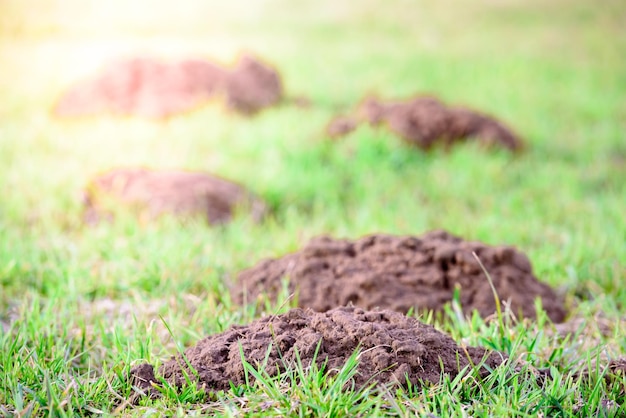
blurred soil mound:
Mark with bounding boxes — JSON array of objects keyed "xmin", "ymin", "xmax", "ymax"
[
  {"xmin": 234, "ymin": 230, "xmax": 565, "ymax": 322},
  {"xmin": 55, "ymin": 54, "xmax": 283, "ymax": 118},
  {"xmin": 327, "ymin": 95, "xmax": 524, "ymax": 152},
  {"xmin": 84, "ymin": 167, "xmax": 265, "ymax": 224}
]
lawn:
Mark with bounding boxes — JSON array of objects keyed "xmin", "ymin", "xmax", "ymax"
[{"xmin": 0, "ymin": 0, "xmax": 625, "ymax": 415}]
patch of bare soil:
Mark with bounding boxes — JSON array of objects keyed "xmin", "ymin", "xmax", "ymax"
[
  {"xmin": 54, "ymin": 54, "xmax": 283, "ymax": 118},
  {"xmin": 84, "ymin": 168, "xmax": 265, "ymax": 224},
  {"xmin": 234, "ymin": 230, "xmax": 566, "ymax": 322},
  {"xmin": 130, "ymin": 306, "xmax": 504, "ymax": 398},
  {"xmin": 327, "ymin": 96, "xmax": 524, "ymax": 152}
]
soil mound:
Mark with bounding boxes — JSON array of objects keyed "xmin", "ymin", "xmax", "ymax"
[
  {"xmin": 327, "ymin": 96, "xmax": 524, "ymax": 152},
  {"xmin": 84, "ymin": 168, "xmax": 265, "ymax": 224},
  {"xmin": 55, "ymin": 54, "xmax": 283, "ymax": 118},
  {"xmin": 131, "ymin": 306, "xmax": 504, "ymax": 397},
  {"xmin": 234, "ymin": 231, "xmax": 566, "ymax": 322}
]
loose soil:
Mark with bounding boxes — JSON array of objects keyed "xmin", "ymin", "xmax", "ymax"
[
  {"xmin": 234, "ymin": 230, "xmax": 566, "ymax": 322},
  {"xmin": 327, "ymin": 96, "xmax": 524, "ymax": 152},
  {"xmin": 130, "ymin": 306, "xmax": 504, "ymax": 398},
  {"xmin": 84, "ymin": 168, "xmax": 265, "ymax": 224},
  {"xmin": 54, "ymin": 54, "xmax": 283, "ymax": 118}
]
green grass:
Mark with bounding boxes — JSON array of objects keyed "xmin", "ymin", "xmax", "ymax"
[{"xmin": 1, "ymin": 0, "xmax": 625, "ymax": 415}]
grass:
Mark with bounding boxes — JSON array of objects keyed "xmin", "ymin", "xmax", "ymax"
[{"xmin": 1, "ymin": 0, "xmax": 625, "ymax": 415}]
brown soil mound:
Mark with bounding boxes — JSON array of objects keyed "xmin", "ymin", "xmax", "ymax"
[
  {"xmin": 131, "ymin": 306, "xmax": 504, "ymax": 397},
  {"xmin": 234, "ymin": 231, "xmax": 566, "ymax": 322},
  {"xmin": 327, "ymin": 96, "xmax": 524, "ymax": 152},
  {"xmin": 84, "ymin": 168, "xmax": 265, "ymax": 224},
  {"xmin": 55, "ymin": 54, "xmax": 282, "ymax": 118}
]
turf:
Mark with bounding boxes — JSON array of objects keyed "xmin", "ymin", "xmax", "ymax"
[{"xmin": 1, "ymin": 0, "xmax": 625, "ymax": 415}]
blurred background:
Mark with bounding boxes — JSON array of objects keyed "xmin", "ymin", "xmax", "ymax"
[
  {"xmin": 2, "ymin": 0, "xmax": 623, "ymax": 109},
  {"xmin": 0, "ymin": 0, "xmax": 624, "ymax": 304}
]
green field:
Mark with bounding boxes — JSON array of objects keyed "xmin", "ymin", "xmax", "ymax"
[{"xmin": 1, "ymin": 0, "xmax": 625, "ymax": 415}]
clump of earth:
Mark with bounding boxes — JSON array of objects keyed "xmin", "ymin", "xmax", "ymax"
[
  {"xmin": 54, "ymin": 54, "xmax": 283, "ymax": 118},
  {"xmin": 83, "ymin": 168, "xmax": 265, "ymax": 225},
  {"xmin": 327, "ymin": 95, "xmax": 524, "ymax": 152},
  {"xmin": 234, "ymin": 230, "xmax": 566, "ymax": 322},
  {"xmin": 130, "ymin": 306, "xmax": 504, "ymax": 397}
]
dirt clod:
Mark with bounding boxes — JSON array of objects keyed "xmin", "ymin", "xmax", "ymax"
[
  {"xmin": 84, "ymin": 168, "xmax": 265, "ymax": 224},
  {"xmin": 129, "ymin": 364, "xmax": 160, "ymax": 403},
  {"xmin": 136, "ymin": 306, "xmax": 503, "ymax": 396},
  {"xmin": 328, "ymin": 96, "xmax": 524, "ymax": 152},
  {"xmin": 130, "ymin": 363, "xmax": 157, "ymax": 391},
  {"xmin": 234, "ymin": 231, "xmax": 566, "ymax": 322},
  {"xmin": 55, "ymin": 55, "xmax": 283, "ymax": 118}
]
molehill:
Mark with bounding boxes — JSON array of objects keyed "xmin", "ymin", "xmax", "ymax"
[
  {"xmin": 130, "ymin": 306, "xmax": 504, "ymax": 397},
  {"xmin": 55, "ymin": 54, "xmax": 283, "ymax": 118},
  {"xmin": 327, "ymin": 95, "xmax": 524, "ymax": 152},
  {"xmin": 83, "ymin": 168, "xmax": 265, "ymax": 225},
  {"xmin": 234, "ymin": 231, "xmax": 566, "ymax": 322}
]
